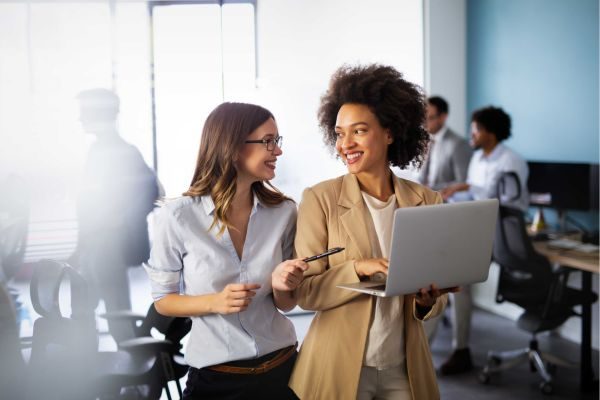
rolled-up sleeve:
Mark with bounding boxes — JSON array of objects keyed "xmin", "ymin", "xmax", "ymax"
[{"xmin": 144, "ymin": 206, "xmax": 184, "ymax": 300}]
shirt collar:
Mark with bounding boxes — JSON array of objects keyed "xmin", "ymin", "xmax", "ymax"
[
  {"xmin": 430, "ymin": 126, "xmax": 448, "ymax": 143},
  {"xmin": 201, "ymin": 194, "xmax": 216, "ymax": 216},
  {"xmin": 200, "ymin": 191, "xmax": 262, "ymax": 216},
  {"xmin": 481, "ymin": 143, "xmax": 505, "ymax": 161}
]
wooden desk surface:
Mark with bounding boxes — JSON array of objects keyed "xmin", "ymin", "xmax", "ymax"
[{"xmin": 533, "ymin": 241, "xmax": 599, "ymax": 274}]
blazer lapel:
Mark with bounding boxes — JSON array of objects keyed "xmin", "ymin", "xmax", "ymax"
[
  {"xmin": 338, "ymin": 174, "xmax": 372, "ymax": 260},
  {"xmin": 392, "ymin": 173, "xmax": 425, "ymax": 208}
]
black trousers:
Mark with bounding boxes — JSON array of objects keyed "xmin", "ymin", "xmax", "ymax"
[{"xmin": 182, "ymin": 351, "xmax": 299, "ymax": 400}]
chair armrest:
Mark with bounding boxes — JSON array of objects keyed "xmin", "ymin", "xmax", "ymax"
[
  {"xmin": 99, "ymin": 310, "xmax": 145, "ymax": 323},
  {"xmin": 118, "ymin": 337, "xmax": 174, "ymax": 355}
]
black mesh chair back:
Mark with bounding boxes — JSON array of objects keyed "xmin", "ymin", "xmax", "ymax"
[
  {"xmin": 493, "ymin": 205, "xmax": 554, "ymax": 307},
  {"xmin": 28, "ymin": 260, "xmax": 98, "ymax": 400},
  {"xmin": 492, "ymin": 172, "xmax": 553, "ymax": 307}
]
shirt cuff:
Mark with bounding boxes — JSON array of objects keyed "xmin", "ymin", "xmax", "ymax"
[{"xmin": 144, "ymin": 262, "xmax": 181, "ymax": 300}]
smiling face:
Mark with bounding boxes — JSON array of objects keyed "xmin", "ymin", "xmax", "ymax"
[
  {"xmin": 237, "ymin": 117, "xmax": 282, "ymax": 183},
  {"xmin": 335, "ymin": 103, "xmax": 393, "ymax": 176}
]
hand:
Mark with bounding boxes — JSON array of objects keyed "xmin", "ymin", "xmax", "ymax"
[
  {"xmin": 440, "ymin": 186, "xmax": 457, "ymax": 201},
  {"xmin": 415, "ymin": 284, "xmax": 460, "ymax": 308},
  {"xmin": 210, "ymin": 283, "xmax": 261, "ymax": 314},
  {"xmin": 272, "ymin": 259, "xmax": 309, "ymax": 291},
  {"xmin": 354, "ymin": 258, "xmax": 389, "ymax": 278}
]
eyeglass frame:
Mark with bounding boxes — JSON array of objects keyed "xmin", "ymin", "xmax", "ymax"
[{"xmin": 244, "ymin": 136, "xmax": 283, "ymax": 151}]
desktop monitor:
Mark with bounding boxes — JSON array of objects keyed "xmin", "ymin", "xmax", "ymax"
[{"xmin": 527, "ymin": 161, "xmax": 599, "ymax": 211}]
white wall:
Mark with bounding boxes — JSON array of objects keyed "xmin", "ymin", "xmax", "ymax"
[
  {"xmin": 255, "ymin": 0, "xmax": 424, "ymax": 201},
  {"xmin": 424, "ymin": 0, "xmax": 467, "ymax": 136}
]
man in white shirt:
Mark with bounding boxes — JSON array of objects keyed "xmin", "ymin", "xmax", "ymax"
[
  {"xmin": 419, "ymin": 96, "xmax": 472, "ymax": 190},
  {"xmin": 441, "ymin": 106, "xmax": 529, "ymax": 209},
  {"xmin": 435, "ymin": 106, "xmax": 529, "ymax": 375}
]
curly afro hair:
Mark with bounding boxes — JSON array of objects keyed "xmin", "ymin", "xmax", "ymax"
[
  {"xmin": 317, "ymin": 64, "xmax": 429, "ymax": 169},
  {"xmin": 471, "ymin": 106, "xmax": 512, "ymax": 142}
]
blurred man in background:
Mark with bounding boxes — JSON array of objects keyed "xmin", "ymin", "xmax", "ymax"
[
  {"xmin": 419, "ymin": 96, "xmax": 472, "ymax": 190},
  {"xmin": 71, "ymin": 88, "xmax": 159, "ymax": 342}
]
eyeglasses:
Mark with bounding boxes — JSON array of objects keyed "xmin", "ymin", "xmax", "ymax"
[{"xmin": 244, "ymin": 136, "xmax": 283, "ymax": 151}]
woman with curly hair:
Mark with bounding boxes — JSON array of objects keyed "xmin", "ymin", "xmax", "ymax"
[{"xmin": 289, "ymin": 65, "xmax": 453, "ymax": 400}]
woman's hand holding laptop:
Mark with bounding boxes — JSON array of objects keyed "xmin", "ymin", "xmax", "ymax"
[
  {"xmin": 415, "ymin": 284, "xmax": 461, "ymax": 308},
  {"xmin": 354, "ymin": 258, "xmax": 389, "ymax": 279},
  {"xmin": 354, "ymin": 258, "xmax": 461, "ymax": 304}
]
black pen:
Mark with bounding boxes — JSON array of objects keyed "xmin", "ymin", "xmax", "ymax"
[{"xmin": 302, "ymin": 247, "xmax": 345, "ymax": 263}]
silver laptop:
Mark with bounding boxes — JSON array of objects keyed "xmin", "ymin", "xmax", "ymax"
[{"xmin": 337, "ymin": 199, "xmax": 499, "ymax": 297}]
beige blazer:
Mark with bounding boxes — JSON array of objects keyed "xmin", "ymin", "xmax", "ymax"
[{"xmin": 290, "ymin": 173, "xmax": 447, "ymax": 400}]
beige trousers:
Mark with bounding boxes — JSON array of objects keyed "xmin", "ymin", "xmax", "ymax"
[{"xmin": 356, "ymin": 363, "xmax": 412, "ymax": 400}]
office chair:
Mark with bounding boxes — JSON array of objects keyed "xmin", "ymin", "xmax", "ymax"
[
  {"xmin": 26, "ymin": 260, "xmax": 184, "ymax": 400},
  {"xmin": 101, "ymin": 303, "xmax": 191, "ymax": 398},
  {"xmin": 478, "ymin": 200, "xmax": 597, "ymax": 394},
  {"xmin": 0, "ymin": 281, "xmax": 26, "ymax": 400}
]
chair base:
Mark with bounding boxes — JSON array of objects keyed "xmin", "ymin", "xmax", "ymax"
[{"xmin": 478, "ymin": 339, "xmax": 577, "ymax": 395}]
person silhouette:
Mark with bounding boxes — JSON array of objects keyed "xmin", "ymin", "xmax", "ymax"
[{"xmin": 71, "ymin": 88, "xmax": 159, "ymax": 342}]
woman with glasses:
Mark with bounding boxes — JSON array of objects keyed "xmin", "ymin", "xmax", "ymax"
[
  {"xmin": 289, "ymin": 65, "xmax": 453, "ymax": 400},
  {"xmin": 145, "ymin": 102, "xmax": 306, "ymax": 399}
]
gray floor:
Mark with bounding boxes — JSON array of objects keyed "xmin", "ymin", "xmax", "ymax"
[
  {"xmin": 430, "ymin": 309, "xmax": 599, "ymax": 399},
  {"xmin": 15, "ymin": 267, "xmax": 599, "ymax": 399}
]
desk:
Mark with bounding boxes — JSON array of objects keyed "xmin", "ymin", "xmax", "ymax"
[{"xmin": 533, "ymin": 241, "xmax": 599, "ymax": 392}]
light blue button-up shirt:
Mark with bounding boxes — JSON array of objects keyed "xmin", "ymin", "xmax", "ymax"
[
  {"xmin": 144, "ymin": 194, "xmax": 297, "ymax": 369},
  {"xmin": 466, "ymin": 143, "xmax": 529, "ymax": 211}
]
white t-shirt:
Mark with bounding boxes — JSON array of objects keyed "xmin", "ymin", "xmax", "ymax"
[
  {"xmin": 361, "ymin": 192, "xmax": 406, "ymax": 370},
  {"xmin": 427, "ymin": 126, "xmax": 448, "ymax": 185}
]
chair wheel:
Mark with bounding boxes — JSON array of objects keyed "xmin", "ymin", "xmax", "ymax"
[
  {"xmin": 478, "ymin": 371, "xmax": 491, "ymax": 384},
  {"xmin": 540, "ymin": 381, "xmax": 553, "ymax": 395}
]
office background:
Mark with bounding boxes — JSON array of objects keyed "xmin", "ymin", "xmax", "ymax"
[{"xmin": 0, "ymin": 0, "xmax": 598, "ymax": 398}]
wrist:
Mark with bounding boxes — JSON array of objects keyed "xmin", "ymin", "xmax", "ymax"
[
  {"xmin": 415, "ymin": 302, "xmax": 432, "ymax": 319},
  {"xmin": 204, "ymin": 293, "xmax": 216, "ymax": 314},
  {"xmin": 354, "ymin": 260, "xmax": 364, "ymax": 277}
]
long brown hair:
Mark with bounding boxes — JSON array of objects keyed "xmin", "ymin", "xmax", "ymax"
[{"xmin": 184, "ymin": 102, "xmax": 291, "ymax": 235}]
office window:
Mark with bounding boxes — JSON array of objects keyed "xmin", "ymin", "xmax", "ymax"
[
  {"xmin": 152, "ymin": 2, "xmax": 256, "ymax": 196},
  {"xmin": 0, "ymin": 0, "xmax": 423, "ymax": 260}
]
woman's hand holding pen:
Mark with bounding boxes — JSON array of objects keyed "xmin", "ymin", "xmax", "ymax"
[
  {"xmin": 210, "ymin": 283, "xmax": 261, "ymax": 314},
  {"xmin": 354, "ymin": 258, "xmax": 389, "ymax": 278},
  {"xmin": 272, "ymin": 259, "xmax": 309, "ymax": 291}
]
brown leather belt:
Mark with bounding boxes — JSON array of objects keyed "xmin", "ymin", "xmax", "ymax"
[{"xmin": 206, "ymin": 345, "xmax": 297, "ymax": 375}]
